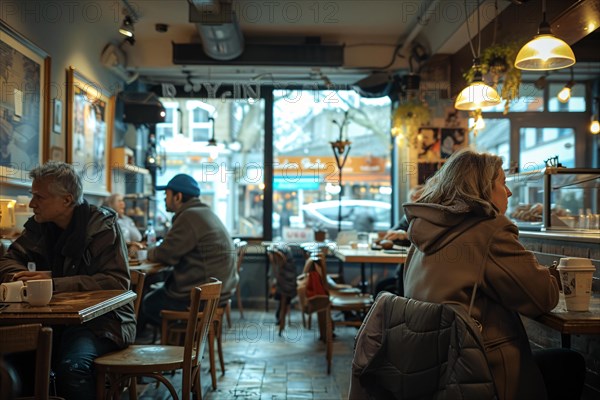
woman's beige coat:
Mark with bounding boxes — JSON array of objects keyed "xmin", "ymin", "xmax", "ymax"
[{"xmin": 403, "ymin": 201, "xmax": 559, "ymax": 400}]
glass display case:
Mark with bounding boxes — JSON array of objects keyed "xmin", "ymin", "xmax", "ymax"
[
  {"xmin": 124, "ymin": 194, "xmax": 157, "ymax": 233},
  {"xmin": 506, "ymin": 168, "xmax": 600, "ymax": 232}
]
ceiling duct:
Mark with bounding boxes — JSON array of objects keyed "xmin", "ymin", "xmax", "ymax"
[{"xmin": 189, "ymin": 0, "xmax": 244, "ymax": 61}]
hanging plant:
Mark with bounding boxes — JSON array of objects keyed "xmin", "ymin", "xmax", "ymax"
[
  {"xmin": 463, "ymin": 42, "xmax": 522, "ymax": 114},
  {"xmin": 391, "ymin": 99, "xmax": 430, "ymax": 147}
]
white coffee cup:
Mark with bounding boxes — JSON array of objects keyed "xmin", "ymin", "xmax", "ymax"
[
  {"xmin": 20, "ymin": 279, "xmax": 53, "ymax": 306},
  {"xmin": 136, "ymin": 249, "xmax": 148, "ymax": 261},
  {"xmin": 557, "ymin": 257, "xmax": 596, "ymax": 312},
  {"xmin": 0, "ymin": 281, "xmax": 24, "ymax": 302}
]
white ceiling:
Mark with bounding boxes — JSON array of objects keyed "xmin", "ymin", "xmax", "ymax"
[
  {"xmin": 121, "ymin": 0, "xmax": 510, "ymax": 86},
  {"xmin": 117, "ymin": 0, "xmax": 598, "ymax": 87}
]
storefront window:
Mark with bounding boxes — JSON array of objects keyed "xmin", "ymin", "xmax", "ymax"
[
  {"xmin": 156, "ymin": 98, "xmax": 265, "ymax": 238},
  {"xmin": 272, "ymin": 89, "xmax": 392, "ymax": 241},
  {"xmin": 520, "ymin": 127, "xmax": 575, "ymax": 169},
  {"xmin": 468, "ymin": 118, "xmax": 510, "ymax": 169}
]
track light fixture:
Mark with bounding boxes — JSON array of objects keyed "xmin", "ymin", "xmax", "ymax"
[
  {"xmin": 557, "ymin": 68, "xmax": 575, "ymax": 103},
  {"xmin": 119, "ymin": 15, "xmax": 135, "ymax": 38},
  {"xmin": 515, "ymin": 0, "xmax": 575, "ymax": 71}
]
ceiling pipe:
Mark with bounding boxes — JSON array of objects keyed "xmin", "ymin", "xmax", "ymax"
[{"xmin": 399, "ymin": 0, "xmax": 441, "ymax": 58}]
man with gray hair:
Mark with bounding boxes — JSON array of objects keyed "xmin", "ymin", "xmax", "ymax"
[{"xmin": 0, "ymin": 161, "xmax": 136, "ymax": 400}]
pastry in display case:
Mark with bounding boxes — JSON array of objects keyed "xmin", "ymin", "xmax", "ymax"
[{"xmin": 506, "ymin": 168, "xmax": 599, "ymax": 232}]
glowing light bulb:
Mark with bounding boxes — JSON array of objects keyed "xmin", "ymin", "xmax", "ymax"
[
  {"xmin": 475, "ymin": 114, "xmax": 486, "ymax": 131},
  {"xmin": 591, "ymin": 118, "xmax": 600, "ymax": 134},
  {"xmin": 557, "ymin": 86, "xmax": 571, "ymax": 103}
]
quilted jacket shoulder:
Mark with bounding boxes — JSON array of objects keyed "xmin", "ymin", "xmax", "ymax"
[{"xmin": 350, "ymin": 292, "xmax": 497, "ymax": 400}]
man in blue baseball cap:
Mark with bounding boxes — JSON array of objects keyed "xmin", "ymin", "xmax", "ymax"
[{"xmin": 142, "ymin": 173, "xmax": 238, "ymax": 328}]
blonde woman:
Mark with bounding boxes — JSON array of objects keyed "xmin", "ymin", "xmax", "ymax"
[{"xmin": 403, "ymin": 149, "xmax": 584, "ymax": 400}]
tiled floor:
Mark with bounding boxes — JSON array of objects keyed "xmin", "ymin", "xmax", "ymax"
[{"xmin": 131, "ymin": 307, "xmax": 356, "ymax": 399}]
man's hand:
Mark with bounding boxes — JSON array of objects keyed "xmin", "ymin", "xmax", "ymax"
[
  {"xmin": 383, "ymin": 230, "xmax": 407, "ymax": 241},
  {"xmin": 12, "ymin": 271, "xmax": 52, "ymax": 282}
]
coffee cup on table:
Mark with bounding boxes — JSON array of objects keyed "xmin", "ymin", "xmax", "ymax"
[
  {"xmin": 136, "ymin": 249, "xmax": 148, "ymax": 261},
  {"xmin": 557, "ymin": 257, "xmax": 596, "ymax": 312},
  {"xmin": 20, "ymin": 279, "xmax": 53, "ymax": 306},
  {"xmin": 0, "ymin": 281, "xmax": 24, "ymax": 302}
]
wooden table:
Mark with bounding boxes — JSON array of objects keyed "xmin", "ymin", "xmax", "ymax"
[
  {"xmin": 129, "ymin": 260, "xmax": 168, "ymax": 276},
  {"xmin": 333, "ymin": 246, "xmax": 408, "ymax": 293},
  {"xmin": 529, "ymin": 295, "xmax": 600, "ymax": 348},
  {"xmin": 0, "ymin": 290, "xmax": 136, "ymax": 325}
]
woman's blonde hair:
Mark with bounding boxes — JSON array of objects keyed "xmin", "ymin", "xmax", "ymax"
[{"xmin": 418, "ymin": 149, "xmax": 503, "ymax": 212}]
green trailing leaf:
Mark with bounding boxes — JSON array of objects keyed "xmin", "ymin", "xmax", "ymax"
[{"xmin": 463, "ymin": 42, "xmax": 522, "ymax": 114}]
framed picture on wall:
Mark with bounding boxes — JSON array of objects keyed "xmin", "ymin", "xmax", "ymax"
[
  {"xmin": 66, "ymin": 66, "xmax": 114, "ymax": 196},
  {"xmin": 0, "ymin": 20, "xmax": 51, "ymax": 185}
]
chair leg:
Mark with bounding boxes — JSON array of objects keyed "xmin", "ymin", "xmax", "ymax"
[
  {"xmin": 96, "ymin": 366, "xmax": 106, "ymax": 400},
  {"xmin": 208, "ymin": 323, "xmax": 217, "ymax": 390},
  {"xmin": 128, "ymin": 377, "xmax": 138, "ymax": 400},
  {"xmin": 326, "ymin": 307, "xmax": 333, "ymax": 374},
  {"xmin": 279, "ymin": 295, "xmax": 288, "ymax": 336},
  {"xmin": 225, "ymin": 300, "xmax": 232, "ymax": 329},
  {"xmin": 236, "ymin": 284, "xmax": 244, "ymax": 320},
  {"xmin": 216, "ymin": 317, "xmax": 225, "ymax": 374}
]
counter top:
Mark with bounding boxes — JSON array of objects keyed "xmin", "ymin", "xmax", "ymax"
[{"xmin": 519, "ymin": 230, "xmax": 600, "ymax": 244}]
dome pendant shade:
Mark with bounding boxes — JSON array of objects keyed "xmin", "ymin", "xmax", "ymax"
[
  {"xmin": 515, "ymin": 34, "xmax": 575, "ymax": 71},
  {"xmin": 454, "ymin": 81, "xmax": 501, "ymax": 111}
]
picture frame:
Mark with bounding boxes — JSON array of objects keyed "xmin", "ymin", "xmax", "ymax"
[
  {"xmin": 53, "ymin": 99, "xmax": 62, "ymax": 134},
  {"xmin": 66, "ymin": 66, "xmax": 114, "ymax": 196},
  {"xmin": 0, "ymin": 20, "xmax": 51, "ymax": 185},
  {"xmin": 50, "ymin": 146, "xmax": 64, "ymax": 161}
]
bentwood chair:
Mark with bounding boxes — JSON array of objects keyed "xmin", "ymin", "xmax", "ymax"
[
  {"xmin": 94, "ymin": 279, "xmax": 222, "ymax": 400},
  {"xmin": 160, "ymin": 297, "xmax": 227, "ymax": 391},
  {"xmin": 296, "ymin": 255, "xmax": 333, "ymax": 374},
  {"xmin": 0, "ymin": 324, "xmax": 53, "ymax": 400},
  {"xmin": 225, "ymin": 239, "xmax": 248, "ymax": 327}
]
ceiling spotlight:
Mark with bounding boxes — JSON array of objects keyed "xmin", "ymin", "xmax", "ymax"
[{"xmin": 119, "ymin": 15, "xmax": 135, "ymax": 38}]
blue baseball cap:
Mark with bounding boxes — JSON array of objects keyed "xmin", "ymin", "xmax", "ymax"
[{"xmin": 156, "ymin": 174, "xmax": 200, "ymax": 197}]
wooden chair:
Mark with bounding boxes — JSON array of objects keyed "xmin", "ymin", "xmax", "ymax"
[
  {"xmin": 296, "ymin": 254, "xmax": 333, "ymax": 374},
  {"xmin": 160, "ymin": 299, "xmax": 227, "ymax": 391},
  {"xmin": 266, "ymin": 246, "xmax": 296, "ymax": 336},
  {"xmin": 94, "ymin": 279, "xmax": 222, "ymax": 400},
  {"xmin": 318, "ymin": 253, "xmax": 373, "ymax": 329},
  {"xmin": 225, "ymin": 239, "xmax": 248, "ymax": 327},
  {"xmin": 0, "ymin": 324, "xmax": 53, "ymax": 400},
  {"xmin": 130, "ymin": 270, "xmax": 146, "ymax": 319}
]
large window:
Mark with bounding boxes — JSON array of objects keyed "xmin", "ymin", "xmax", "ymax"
[
  {"xmin": 156, "ymin": 98, "xmax": 265, "ymax": 238},
  {"xmin": 272, "ymin": 89, "xmax": 392, "ymax": 240}
]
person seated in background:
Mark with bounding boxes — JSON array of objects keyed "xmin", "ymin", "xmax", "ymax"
[
  {"xmin": 103, "ymin": 193, "xmax": 143, "ymax": 246},
  {"xmin": 0, "ymin": 161, "xmax": 136, "ymax": 400},
  {"xmin": 403, "ymin": 149, "xmax": 584, "ymax": 400},
  {"xmin": 141, "ymin": 174, "xmax": 239, "ymax": 327}
]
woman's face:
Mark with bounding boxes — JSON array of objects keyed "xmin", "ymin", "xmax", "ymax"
[{"xmin": 490, "ymin": 168, "xmax": 512, "ymax": 214}]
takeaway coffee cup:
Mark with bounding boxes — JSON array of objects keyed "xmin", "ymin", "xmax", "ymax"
[
  {"xmin": 557, "ymin": 257, "xmax": 596, "ymax": 312},
  {"xmin": 0, "ymin": 281, "xmax": 24, "ymax": 302},
  {"xmin": 20, "ymin": 279, "xmax": 53, "ymax": 306}
]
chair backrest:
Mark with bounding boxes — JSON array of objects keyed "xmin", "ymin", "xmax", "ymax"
[
  {"xmin": 129, "ymin": 269, "xmax": 146, "ymax": 319},
  {"xmin": 0, "ymin": 324, "xmax": 52, "ymax": 400},
  {"xmin": 234, "ymin": 239, "xmax": 248, "ymax": 273},
  {"xmin": 181, "ymin": 278, "xmax": 222, "ymax": 395}
]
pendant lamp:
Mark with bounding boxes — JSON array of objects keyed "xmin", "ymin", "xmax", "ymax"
[
  {"xmin": 515, "ymin": 0, "xmax": 575, "ymax": 71},
  {"xmin": 455, "ymin": 59, "xmax": 501, "ymax": 110},
  {"xmin": 454, "ymin": 1, "xmax": 501, "ymax": 111}
]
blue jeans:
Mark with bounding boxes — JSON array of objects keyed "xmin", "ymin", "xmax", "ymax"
[
  {"xmin": 53, "ymin": 325, "xmax": 119, "ymax": 400},
  {"xmin": 142, "ymin": 286, "xmax": 190, "ymax": 327}
]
